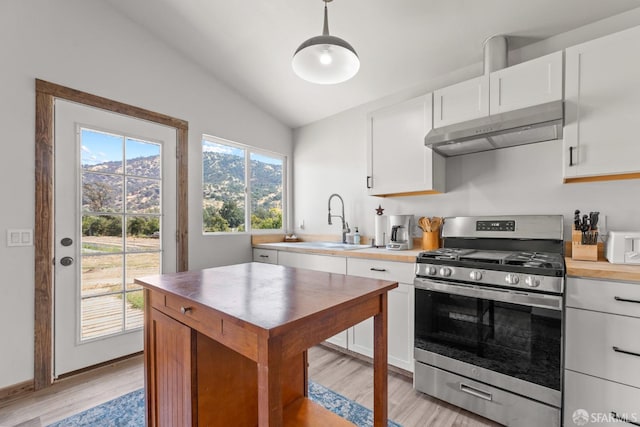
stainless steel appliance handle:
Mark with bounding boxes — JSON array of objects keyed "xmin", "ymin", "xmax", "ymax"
[
  {"xmin": 414, "ymin": 278, "xmax": 563, "ymax": 311},
  {"xmin": 459, "ymin": 383, "xmax": 493, "ymax": 401}
]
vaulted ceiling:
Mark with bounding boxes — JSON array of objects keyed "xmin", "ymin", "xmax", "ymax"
[{"xmin": 104, "ymin": 0, "xmax": 640, "ymax": 128}]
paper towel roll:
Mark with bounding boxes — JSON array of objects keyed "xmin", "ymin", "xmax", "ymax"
[{"xmin": 374, "ymin": 215, "xmax": 387, "ymax": 247}]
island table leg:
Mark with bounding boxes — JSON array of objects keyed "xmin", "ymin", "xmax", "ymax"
[
  {"xmin": 257, "ymin": 335, "xmax": 284, "ymax": 427},
  {"xmin": 373, "ymin": 293, "xmax": 389, "ymax": 427}
]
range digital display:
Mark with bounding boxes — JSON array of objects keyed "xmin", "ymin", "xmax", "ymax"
[{"xmin": 476, "ymin": 220, "xmax": 515, "ymax": 232}]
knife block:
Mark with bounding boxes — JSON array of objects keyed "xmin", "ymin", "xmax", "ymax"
[{"xmin": 572, "ymin": 230, "xmax": 598, "ymax": 261}]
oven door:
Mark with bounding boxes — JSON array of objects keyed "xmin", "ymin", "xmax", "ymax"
[{"xmin": 414, "ymin": 277, "xmax": 563, "ymax": 407}]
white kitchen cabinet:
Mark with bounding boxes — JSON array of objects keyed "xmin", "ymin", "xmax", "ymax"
[
  {"xmin": 252, "ymin": 248, "xmax": 278, "ymax": 264},
  {"xmin": 564, "ymin": 25, "xmax": 640, "ymax": 182},
  {"xmin": 433, "ymin": 76, "xmax": 489, "ymax": 128},
  {"xmin": 277, "ymin": 251, "xmax": 346, "ymax": 274},
  {"xmin": 564, "ymin": 277, "xmax": 640, "ymax": 426},
  {"xmin": 277, "ymin": 251, "xmax": 348, "ymax": 347},
  {"xmin": 367, "ymin": 93, "xmax": 445, "ymax": 197},
  {"xmin": 489, "ymin": 51, "xmax": 563, "ymax": 114},
  {"xmin": 346, "ymin": 258, "xmax": 415, "ymax": 372}
]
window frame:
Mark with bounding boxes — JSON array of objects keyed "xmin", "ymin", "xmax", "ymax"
[{"xmin": 202, "ymin": 134, "xmax": 287, "ymax": 235}]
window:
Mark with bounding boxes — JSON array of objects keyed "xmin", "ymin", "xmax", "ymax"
[{"xmin": 202, "ymin": 136, "xmax": 285, "ymax": 233}]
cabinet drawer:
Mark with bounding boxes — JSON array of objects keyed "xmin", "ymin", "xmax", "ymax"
[
  {"xmin": 347, "ymin": 258, "xmax": 414, "ymax": 284},
  {"xmin": 277, "ymin": 251, "xmax": 346, "ymax": 274},
  {"xmin": 567, "ymin": 277, "xmax": 640, "ymax": 318},
  {"xmin": 564, "ymin": 370, "xmax": 640, "ymax": 427},
  {"xmin": 147, "ymin": 290, "xmax": 258, "ymax": 360},
  {"xmin": 253, "ymin": 248, "xmax": 278, "ymax": 264},
  {"xmin": 566, "ymin": 308, "xmax": 640, "ymax": 388}
]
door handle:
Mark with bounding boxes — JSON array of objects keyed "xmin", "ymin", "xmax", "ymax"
[
  {"xmin": 366, "ymin": 176, "xmax": 373, "ymax": 189},
  {"xmin": 60, "ymin": 256, "xmax": 74, "ymax": 267},
  {"xmin": 61, "ymin": 237, "xmax": 73, "ymax": 247},
  {"xmin": 614, "ymin": 296, "xmax": 640, "ymax": 305},
  {"xmin": 569, "ymin": 146, "xmax": 575, "ymax": 166}
]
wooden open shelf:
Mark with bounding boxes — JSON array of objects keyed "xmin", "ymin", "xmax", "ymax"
[{"xmin": 283, "ymin": 397, "xmax": 356, "ymax": 427}]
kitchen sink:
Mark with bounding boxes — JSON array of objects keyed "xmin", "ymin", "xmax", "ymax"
[{"xmin": 283, "ymin": 241, "xmax": 371, "ymax": 250}]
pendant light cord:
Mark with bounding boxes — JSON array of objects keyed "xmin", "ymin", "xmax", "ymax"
[{"xmin": 322, "ymin": 3, "xmax": 330, "ymax": 36}]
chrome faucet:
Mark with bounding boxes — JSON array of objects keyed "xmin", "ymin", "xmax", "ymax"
[{"xmin": 328, "ymin": 193, "xmax": 350, "ymax": 243}]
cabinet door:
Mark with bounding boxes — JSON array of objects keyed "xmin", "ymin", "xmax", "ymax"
[
  {"xmin": 489, "ymin": 51, "xmax": 563, "ymax": 114},
  {"xmin": 367, "ymin": 93, "xmax": 445, "ymax": 196},
  {"xmin": 565, "ymin": 308, "xmax": 640, "ymax": 389},
  {"xmin": 433, "ymin": 76, "xmax": 489, "ymax": 128},
  {"xmin": 349, "ymin": 283, "xmax": 415, "ymax": 372},
  {"xmin": 564, "ymin": 370, "xmax": 640, "ymax": 427},
  {"xmin": 277, "ymin": 251, "xmax": 346, "ymax": 274},
  {"xmin": 149, "ymin": 308, "xmax": 195, "ymax": 426},
  {"xmin": 564, "ymin": 25, "xmax": 640, "ymax": 180},
  {"xmin": 277, "ymin": 251, "xmax": 348, "ymax": 347}
]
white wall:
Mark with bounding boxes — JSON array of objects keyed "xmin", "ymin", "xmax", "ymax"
[
  {"xmin": 0, "ymin": 0, "xmax": 292, "ymax": 389},
  {"xmin": 293, "ymin": 9, "xmax": 640, "ymax": 243}
]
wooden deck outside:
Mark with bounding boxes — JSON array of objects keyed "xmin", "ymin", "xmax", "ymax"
[{"xmin": 81, "ymin": 294, "xmax": 143, "ymax": 340}]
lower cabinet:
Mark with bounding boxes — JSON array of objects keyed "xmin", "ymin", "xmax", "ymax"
[
  {"xmin": 347, "ymin": 258, "xmax": 415, "ymax": 372},
  {"xmin": 564, "ymin": 277, "xmax": 640, "ymax": 426},
  {"xmin": 253, "ymin": 248, "xmax": 416, "ymax": 372},
  {"xmin": 276, "ymin": 251, "xmax": 349, "ymax": 348}
]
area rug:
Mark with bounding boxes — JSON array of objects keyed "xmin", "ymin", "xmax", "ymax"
[{"xmin": 47, "ymin": 381, "xmax": 402, "ymax": 427}]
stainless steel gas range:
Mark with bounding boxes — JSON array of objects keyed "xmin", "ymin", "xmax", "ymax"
[{"xmin": 413, "ymin": 215, "xmax": 565, "ymax": 427}]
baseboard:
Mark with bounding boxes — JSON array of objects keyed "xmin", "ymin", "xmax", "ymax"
[{"xmin": 0, "ymin": 380, "xmax": 34, "ymax": 404}]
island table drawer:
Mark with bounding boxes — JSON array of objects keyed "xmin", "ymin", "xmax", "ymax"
[
  {"xmin": 347, "ymin": 258, "xmax": 414, "ymax": 283},
  {"xmin": 566, "ymin": 307, "xmax": 640, "ymax": 388},
  {"xmin": 147, "ymin": 290, "xmax": 258, "ymax": 360}
]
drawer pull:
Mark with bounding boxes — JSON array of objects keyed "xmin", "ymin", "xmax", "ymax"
[
  {"xmin": 259, "ymin": 254, "xmax": 269, "ymax": 258},
  {"xmin": 614, "ymin": 296, "xmax": 640, "ymax": 304},
  {"xmin": 180, "ymin": 306, "xmax": 192, "ymax": 315},
  {"xmin": 611, "ymin": 411, "xmax": 640, "ymax": 426},
  {"xmin": 459, "ymin": 383, "xmax": 492, "ymax": 401},
  {"xmin": 612, "ymin": 346, "xmax": 640, "ymax": 358},
  {"xmin": 370, "ymin": 268, "xmax": 387, "ymax": 272}
]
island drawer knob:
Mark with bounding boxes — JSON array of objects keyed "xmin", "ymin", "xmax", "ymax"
[{"xmin": 180, "ymin": 306, "xmax": 192, "ymax": 315}]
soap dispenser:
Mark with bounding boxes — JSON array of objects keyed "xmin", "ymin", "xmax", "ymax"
[{"xmin": 353, "ymin": 227, "xmax": 361, "ymax": 245}]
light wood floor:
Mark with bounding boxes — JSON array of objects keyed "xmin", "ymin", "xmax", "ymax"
[{"xmin": 0, "ymin": 345, "xmax": 501, "ymax": 427}]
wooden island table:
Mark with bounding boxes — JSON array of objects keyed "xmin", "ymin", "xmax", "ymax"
[{"xmin": 135, "ymin": 262, "xmax": 398, "ymax": 427}]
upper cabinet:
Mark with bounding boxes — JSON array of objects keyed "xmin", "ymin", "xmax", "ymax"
[
  {"xmin": 433, "ymin": 51, "xmax": 563, "ymax": 129},
  {"xmin": 563, "ymin": 25, "xmax": 640, "ymax": 182},
  {"xmin": 489, "ymin": 51, "xmax": 563, "ymax": 114},
  {"xmin": 433, "ymin": 76, "xmax": 489, "ymax": 128},
  {"xmin": 367, "ymin": 93, "xmax": 445, "ymax": 197}
]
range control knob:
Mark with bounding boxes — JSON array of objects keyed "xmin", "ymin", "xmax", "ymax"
[
  {"xmin": 525, "ymin": 276, "xmax": 541, "ymax": 288},
  {"xmin": 439, "ymin": 267, "xmax": 452, "ymax": 277},
  {"xmin": 426, "ymin": 266, "xmax": 437, "ymax": 275},
  {"xmin": 505, "ymin": 273, "xmax": 520, "ymax": 285},
  {"xmin": 469, "ymin": 271, "xmax": 483, "ymax": 281}
]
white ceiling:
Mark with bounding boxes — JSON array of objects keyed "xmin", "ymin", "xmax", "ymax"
[{"xmin": 104, "ymin": 0, "xmax": 640, "ymax": 128}]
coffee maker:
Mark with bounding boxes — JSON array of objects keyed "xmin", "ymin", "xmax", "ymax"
[{"xmin": 386, "ymin": 215, "xmax": 414, "ymax": 250}]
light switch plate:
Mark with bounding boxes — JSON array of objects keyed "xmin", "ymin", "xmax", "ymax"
[{"xmin": 7, "ymin": 229, "xmax": 33, "ymax": 247}]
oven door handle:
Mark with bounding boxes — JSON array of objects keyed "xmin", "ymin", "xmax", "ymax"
[
  {"xmin": 414, "ymin": 278, "xmax": 563, "ymax": 311},
  {"xmin": 460, "ymin": 383, "xmax": 493, "ymax": 401}
]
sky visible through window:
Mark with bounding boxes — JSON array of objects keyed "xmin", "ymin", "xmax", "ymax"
[{"xmin": 81, "ymin": 129, "xmax": 159, "ymax": 166}]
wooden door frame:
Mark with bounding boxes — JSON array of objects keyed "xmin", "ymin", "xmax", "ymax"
[{"xmin": 34, "ymin": 79, "xmax": 189, "ymax": 390}]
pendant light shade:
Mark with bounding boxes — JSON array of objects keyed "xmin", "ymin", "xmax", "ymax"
[{"xmin": 292, "ymin": 0, "xmax": 360, "ymax": 84}]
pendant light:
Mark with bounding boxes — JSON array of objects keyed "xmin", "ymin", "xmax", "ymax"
[{"xmin": 292, "ymin": 0, "xmax": 360, "ymax": 84}]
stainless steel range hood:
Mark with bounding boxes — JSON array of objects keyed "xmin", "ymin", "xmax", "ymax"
[
  {"xmin": 425, "ymin": 100, "xmax": 564, "ymax": 157},
  {"xmin": 425, "ymin": 35, "xmax": 564, "ymax": 158}
]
